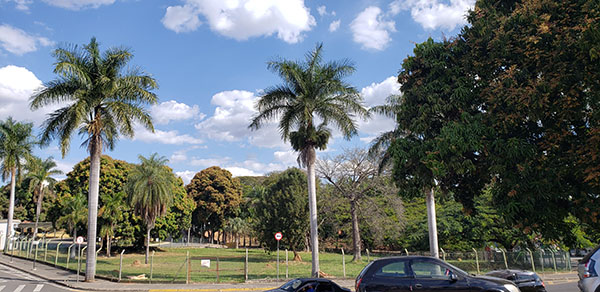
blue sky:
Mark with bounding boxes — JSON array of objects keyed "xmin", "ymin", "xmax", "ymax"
[{"xmin": 0, "ymin": 0, "xmax": 474, "ymax": 183}]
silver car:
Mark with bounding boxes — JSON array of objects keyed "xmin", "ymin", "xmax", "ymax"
[{"xmin": 578, "ymin": 245, "xmax": 600, "ymax": 292}]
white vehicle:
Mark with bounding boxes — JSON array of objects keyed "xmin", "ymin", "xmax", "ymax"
[{"xmin": 578, "ymin": 245, "xmax": 600, "ymax": 292}]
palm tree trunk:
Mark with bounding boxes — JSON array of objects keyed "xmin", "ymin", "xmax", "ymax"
[
  {"xmin": 85, "ymin": 141, "xmax": 101, "ymax": 282},
  {"xmin": 4, "ymin": 167, "xmax": 16, "ymax": 253},
  {"xmin": 426, "ymin": 187, "xmax": 439, "ymax": 258},
  {"xmin": 350, "ymin": 199, "xmax": 361, "ymax": 261},
  {"xmin": 306, "ymin": 147, "xmax": 320, "ymax": 277},
  {"xmin": 33, "ymin": 185, "xmax": 43, "ymax": 240},
  {"xmin": 145, "ymin": 228, "xmax": 151, "ymax": 264}
]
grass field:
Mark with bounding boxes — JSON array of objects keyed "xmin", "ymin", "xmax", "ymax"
[{"xmin": 11, "ymin": 243, "xmax": 571, "ymax": 284}]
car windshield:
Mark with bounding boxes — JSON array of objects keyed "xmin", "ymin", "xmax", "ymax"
[{"xmin": 280, "ymin": 279, "xmax": 303, "ymax": 291}]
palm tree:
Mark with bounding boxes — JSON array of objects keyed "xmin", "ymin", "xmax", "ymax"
[
  {"xmin": 57, "ymin": 193, "xmax": 88, "ymax": 242},
  {"xmin": 224, "ymin": 217, "xmax": 246, "ymax": 249},
  {"xmin": 367, "ymin": 94, "xmax": 404, "ymax": 173},
  {"xmin": 30, "ymin": 37, "xmax": 158, "ymax": 281},
  {"xmin": 249, "ymin": 43, "xmax": 369, "ymax": 276},
  {"xmin": 127, "ymin": 153, "xmax": 173, "ymax": 264},
  {"xmin": 98, "ymin": 191, "xmax": 125, "ymax": 257},
  {"xmin": 26, "ymin": 156, "xmax": 63, "ymax": 241},
  {"xmin": 0, "ymin": 117, "xmax": 36, "ymax": 252}
]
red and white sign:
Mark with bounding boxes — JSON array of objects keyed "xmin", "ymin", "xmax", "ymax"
[
  {"xmin": 274, "ymin": 232, "xmax": 282, "ymax": 241},
  {"xmin": 76, "ymin": 236, "xmax": 84, "ymax": 244}
]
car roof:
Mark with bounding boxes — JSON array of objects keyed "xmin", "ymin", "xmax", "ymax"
[
  {"xmin": 296, "ymin": 278, "xmax": 336, "ymax": 283},
  {"xmin": 371, "ymin": 256, "xmax": 439, "ymax": 262}
]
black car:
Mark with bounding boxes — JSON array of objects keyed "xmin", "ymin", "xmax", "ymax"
[
  {"xmin": 355, "ymin": 256, "xmax": 521, "ymax": 292},
  {"xmin": 266, "ymin": 278, "xmax": 351, "ymax": 292},
  {"xmin": 485, "ymin": 270, "xmax": 546, "ymax": 292}
]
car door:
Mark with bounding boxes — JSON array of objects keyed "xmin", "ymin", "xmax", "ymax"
[
  {"xmin": 362, "ymin": 259, "xmax": 413, "ymax": 292},
  {"xmin": 410, "ymin": 259, "xmax": 471, "ymax": 292}
]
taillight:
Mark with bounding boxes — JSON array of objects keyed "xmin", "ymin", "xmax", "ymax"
[{"xmin": 356, "ymin": 277, "xmax": 363, "ymax": 292}]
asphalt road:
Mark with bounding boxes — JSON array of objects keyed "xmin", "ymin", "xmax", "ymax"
[
  {"xmin": 546, "ymin": 281, "xmax": 580, "ymax": 292},
  {"xmin": 0, "ymin": 264, "xmax": 74, "ymax": 292}
]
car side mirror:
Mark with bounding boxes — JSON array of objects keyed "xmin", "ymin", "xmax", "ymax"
[{"xmin": 449, "ymin": 273, "xmax": 458, "ymax": 282}]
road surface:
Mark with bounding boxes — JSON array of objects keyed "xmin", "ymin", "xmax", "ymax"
[{"xmin": 0, "ymin": 264, "xmax": 75, "ymax": 292}]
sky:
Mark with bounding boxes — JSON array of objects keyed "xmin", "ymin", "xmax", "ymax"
[{"xmin": 0, "ymin": 0, "xmax": 475, "ymax": 183}]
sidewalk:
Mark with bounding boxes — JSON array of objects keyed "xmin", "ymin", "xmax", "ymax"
[{"xmin": 0, "ymin": 253, "xmax": 578, "ymax": 291}]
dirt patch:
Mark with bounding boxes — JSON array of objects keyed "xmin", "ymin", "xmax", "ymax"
[{"xmin": 132, "ymin": 260, "xmax": 141, "ymax": 266}]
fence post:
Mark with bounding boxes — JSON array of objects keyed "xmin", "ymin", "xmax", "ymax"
[
  {"xmin": 78, "ymin": 245, "xmax": 87, "ymax": 282},
  {"xmin": 27, "ymin": 238, "xmax": 33, "ymax": 258},
  {"xmin": 501, "ymin": 249, "xmax": 508, "ymax": 269},
  {"xmin": 245, "ymin": 248, "xmax": 248, "ymax": 282},
  {"xmin": 55, "ymin": 242, "xmax": 62, "ymax": 267},
  {"xmin": 440, "ymin": 248, "xmax": 446, "ymax": 262},
  {"xmin": 472, "ymin": 248, "xmax": 480, "ymax": 274},
  {"xmin": 66, "ymin": 244, "xmax": 75, "ymax": 269},
  {"xmin": 186, "ymin": 251, "xmax": 190, "ymax": 284},
  {"xmin": 119, "ymin": 250, "xmax": 125, "ymax": 282},
  {"xmin": 150, "ymin": 251, "xmax": 155, "ymax": 283},
  {"xmin": 10, "ymin": 237, "xmax": 15, "ymax": 263},
  {"xmin": 550, "ymin": 249, "xmax": 557, "ymax": 273},
  {"xmin": 567, "ymin": 251, "xmax": 572, "ymax": 271},
  {"xmin": 285, "ymin": 249, "xmax": 289, "ymax": 279},
  {"xmin": 526, "ymin": 248, "xmax": 535, "ymax": 272},
  {"xmin": 539, "ymin": 250, "xmax": 544, "ymax": 272},
  {"xmin": 44, "ymin": 239, "xmax": 50, "ymax": 262},
  {"xmin": 405, "ymin": 248, "xmax": 409, "ymax": 256},
  {"xmin": 366, "ymin": 249, "xmax": 370, "ymax": 262},
  {"xmin": 216, "ymin": 257, "xmax": 220, "ymax": 283},
  {"xmin": 342, "ymin": 248, "xmax": 346, "ymax": 278}
]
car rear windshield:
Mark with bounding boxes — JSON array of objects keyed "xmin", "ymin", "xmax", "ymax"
[{"xmin": 581, "ymin": 245, "xmax": 600, "ymax": 263}]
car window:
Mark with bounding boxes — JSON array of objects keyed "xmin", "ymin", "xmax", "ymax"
[
  {"xmin": 281, "ymin": 279, "xmax": 303, "ymax": 291},
  {"xmin": 581, "ymin": 244, "xmax": 600, "ymax": 263},
  {"xmin": 316, "ymin": 283, "xmax": 333, "ymax": 292},
  {"xmin": 373, "ymin": 260, "xmax": 410, "ymax": 278},
  {"xmin": 411, "ymin": 261, "xmax": 452, "ymax": 280}
]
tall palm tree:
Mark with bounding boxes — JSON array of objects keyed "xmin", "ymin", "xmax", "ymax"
[
  {"xmin": 57, "ymin": 193, "xmax": 88, "ymax": 242},
  {"xmin": 127, "ymin": 153, "xmax": 173, "ymax": 264},
  {"xmin": 0, "ymin": 117, "xmax": 36, "ymax": 252},
  {"xmin": 98, "ymin": 191, "xmax": 125, "ymax": 257},
  {"xmin": 249, "ymin": 43, "xmax": 369, "ymax": 276},
  {"xmin": 367, "ymin": 94, "xmax": 404, "ymax": 173},
  {"xmin": 26, "ymin": 156, "xmax": 63, "ymax": 240},
  {"xmin": 30, "ymin": 37, "xmax": 158, "ymax": 281}
]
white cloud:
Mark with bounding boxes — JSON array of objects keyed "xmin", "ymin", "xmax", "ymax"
[
  {"xmin": 225, "ymin": 167, "xmax": 261, "ymax": 177},
  {"xmin": 0, "ymin": 65, "xmax": 62, "ymax": 126},
  {"xmin": 194, "ymin": 89, "xmax": 285, "ymax": 148},
  {"xmin": 350, "ymin": 6, "xmax": 395, "ymax": 51},
  {"xmin": 133, "ymin": 126, "xmax": 203, "ymax": 145},
  {"xmin": 176, "ymin": 170, "xmax": 197, "ymax": 184},
  {"xmin": 392, "ymin": 0, "xmax": 475, "ymax": 31},
  {"xmin": 329, "ymin": 20, "xmax": 340, "ymax": 32},
  {"xmin": 357, "ymin": 76, "xmax": 399, "ymax": 139},
  {"xmin": 190, "ymin": 157, "xmax": 228, "ymax": 167},
  {"xmin": 170, "ymin": 150, "xmax": 188, "ymax": 162},
  {"xmin": 42, "ymin": 0, "xmax": 116, "ymax": 10},
  {"xmin": 162, "ymin": 4, "xmax": 202, "ymax": 33},
  {"xmin": 274, "ymin": 149, "xmax": 298, "ymax": 166},
  {"xmin": 5, "ymin": 0, "xmax": 32, "ymax": 11},
  {"xmin": 0, "ymin": 24, "xmax": 54, "ymax": 55},
  {"xmin": 161, "ymin": 0, "xmax": 316, "ymax": 44},
  {"xmin": 317, "ymin": 5, "xmax": 327, "ymax": 16},
  {"xmin": 151, "ymin": 100, "xmax": 203, "ymax": 125},
  {"xmin": 54, "ymin": 160, "xmax": 75, "ymax": 178}
]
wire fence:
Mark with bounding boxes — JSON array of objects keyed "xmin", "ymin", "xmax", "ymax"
[{"xmin": 4, "ymin": 236, "xmax": 574, "ymax": 284}]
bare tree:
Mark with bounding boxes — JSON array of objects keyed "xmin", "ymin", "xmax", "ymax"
[{"xmin": 317, "ymin": 148, "xmax": 399, "ymax": 261}]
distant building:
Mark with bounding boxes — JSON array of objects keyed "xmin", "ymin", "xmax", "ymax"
[{"xmin": 0, "ymin": 219, "xmax": 21, "ymax": 250}]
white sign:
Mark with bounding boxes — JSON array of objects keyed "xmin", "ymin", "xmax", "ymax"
[
  {"xmin": 76, "ymin": 236, "xmax": 84, "ymax": 244},
  {"xmin": 201, "ymin": 259, "xmax": 211, "ymax": 268},
  {"xmin": 275, "ymin": 232, "xmax": 282, "ymax": 241}
]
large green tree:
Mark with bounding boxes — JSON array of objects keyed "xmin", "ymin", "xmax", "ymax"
[
  {"xmin": 390, "ymin": 37, "xmax": 487, "ymax": 258},
  {"xmin": 25, "ymin": 156, "xmax": 62, "ymax": 240},
  {"xmin": 57, "ymin": 192, "xmax": 88, "ymax": 242},
  {"xmin": 127, "ymin": 153, "xmax": 173, "ymax": 264},
  {"xmin": 0, "ymin": 117, "xmax": 36, "ymax": 252},
  {"xmin": 249, "ymin": 44, "xmax": 369, "ymax": 276},
  {"xmin": 30, "ymin": 37, "xmax": 158, "ymax": 281},
  {"xmin": 254, "ymin": 168, "xmax": 309, "ymax": 260},
  {"xmin": 187, "ymin": 166, "xmax": 242, "ymax": 243},
  {"xmin": 463, "ymin": 0, "xmax": 600, "ymax": 238}
]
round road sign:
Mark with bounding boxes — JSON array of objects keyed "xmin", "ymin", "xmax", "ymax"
[
  {"xmin": 76, "ymin": 236, "xmax": 84, "ymax": 244},
  {"xmin": 274, "ymin": 232, "xmax": 282, "ymax": 241}
]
